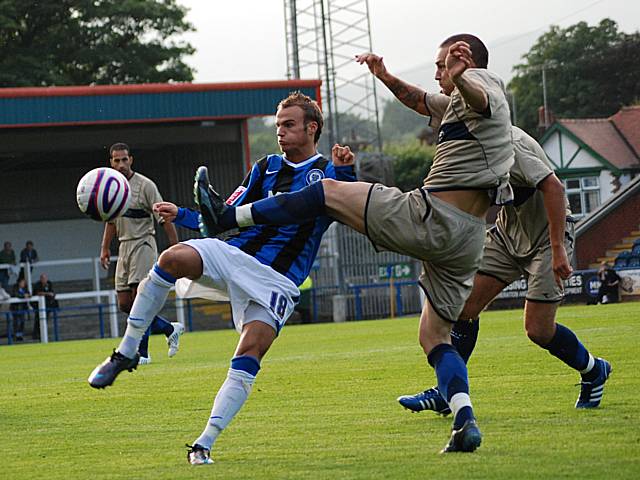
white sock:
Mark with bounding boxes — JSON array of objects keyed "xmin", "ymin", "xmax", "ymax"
[
  {"xmin": 117, "ymin": 269, "xmax": 174, "ymax": 358},
  {"xmin": 580, "ymin": 353, "xmax": 596, "ymax": 375},
  {"xmin": 194, "ymin": 368, "xmax": 256, "ymax": 449},
  {"xmin": 449, "ymin": 392, "xmax": 473, "ymax": 417},
  {"xmin": 235, "ymin": 205, "xmax": 255, "ymax": 227}
]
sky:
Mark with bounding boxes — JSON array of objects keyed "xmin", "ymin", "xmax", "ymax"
[{"xmin": 179, "ymin": 0, "xmax": 640, "ymax": 94}]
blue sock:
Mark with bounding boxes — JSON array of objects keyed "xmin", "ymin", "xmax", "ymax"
[
  {"xmin": 222, "ymin": 181, "xmax": 326, "ymax": 228},
  {"xmin": 219, "ymin": 208, "xmax": 239, "ymax": 229},
  {"xmin": 544, "ymin": 323, "xmax": 590, "ymax": 372},
  {"xmin": 150, "ymin": 315, "xmax": 174, "ymax": 336},
  {"xmin": 428, "ymin": 343, "xmax": 474, "ymax": 429},
  {"xmin": 138, "ymin": 327, "xmax": 151, "ymax": 357},
  {"xmin": 230, "ymin": 355, "xmax": 261, "ymax": 376},
  {"xmin": 450, "ymin": 318, "xmax": 479, "ymax": 364}
]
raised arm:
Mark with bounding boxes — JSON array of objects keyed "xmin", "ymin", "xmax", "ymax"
[
  {"xmin": 154, "ymin": 202, "xmax": 200, "ymax": 232},
  {"xmin": 355, "ymin": 53, "xmax": 428, "ymax": 115},
  {"xmin": 538, "ymin": 174, "xmax": 573, "ymax": 285},
  {"xmin": 446, "ymin": 41, "xmax": 489, "ymax": 113}
]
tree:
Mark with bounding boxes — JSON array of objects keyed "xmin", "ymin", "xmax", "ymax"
[
  {"xmin": 380, "ymin": 98, "xmax": 427, "ymax": 143},
  {"xmin": 0, "ymin": 0, "xmax": 195, "ymax": 87},
  {"xmin": 248, "ymin": 117, "xmax": 278, "ymax": 162},
  {"xmin": 384, "ymin": 139, "xmax": 435, "ymax": 192},
  {"xmin": 509, "ymin": 19, "xmax": 640, "ymax": 136}
]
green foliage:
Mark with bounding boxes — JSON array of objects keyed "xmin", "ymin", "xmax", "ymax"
[
  {"xmin": 335, "ymin": 112, "xmax": 378, "ymax": 144},
  {"xmin": 1, "ymin": 303, "xmax": 638, "ymax": 478},
  {"xmin": 250, "ymin": 132, "xmax": 279, "ymax": 163},
  {"xmin": 380, "ymin": 98, "xmax": 427, "ymax": 142},
  {"xmin": 248, "ymin": 117, "xmax": 278, "ymax": 161},
  {"xmin": 509, "ymin": 19, "xmax": 640, "ymax": 135},
  {"xmin": 317, "ymin": 101, "xmax": 428, "ymax": 153},
  {"xmin": 384, "ymin": 139, "xmax": 435, "ymax": 191},
  {"xmin": 0, "ymin": 0, "xmax": 195, "ymax": 87}
]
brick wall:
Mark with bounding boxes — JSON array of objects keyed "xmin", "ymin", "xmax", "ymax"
[{"xmin": 575, "ymin": 192, "xmax": 640, "ymax": 269}]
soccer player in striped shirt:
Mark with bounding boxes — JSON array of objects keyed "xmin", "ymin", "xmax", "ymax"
[{"xmin": 88, "ymin": 92, "xmax": 356, "ymax": 465}]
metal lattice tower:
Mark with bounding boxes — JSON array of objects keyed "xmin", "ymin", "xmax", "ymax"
[
  {"xmin": 283, "ymin": 0, "xmax": 415, "ymax": 303},
  {"xmin": 284, "ymin": 0, "xmax": 382, "ymax": 152}
]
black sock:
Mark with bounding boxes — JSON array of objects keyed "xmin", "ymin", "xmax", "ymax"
[
  {"xmin": 543, "ymin": 323, "xmax": 590, "ymax": 372},
  {"xmin": 450, "ymin": 318, "xmax": 479, "ymax": 364}
]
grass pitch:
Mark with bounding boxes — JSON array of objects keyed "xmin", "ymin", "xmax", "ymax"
[{"xmin": 1, "ymin": 303, "xmax": 639, "ymax": 479}]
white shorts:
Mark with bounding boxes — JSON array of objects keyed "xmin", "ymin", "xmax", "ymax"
[{"xmin": 175, "ymin": 238, "xmax": 299, "ymax": 334}]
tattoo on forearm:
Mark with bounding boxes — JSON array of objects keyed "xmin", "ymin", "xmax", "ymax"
[{"xmin": 386, "ymin": 78, "xmax": 424, "ymax": 110}]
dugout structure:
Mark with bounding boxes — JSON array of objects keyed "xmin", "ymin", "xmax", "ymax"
[{"xmin": 0, "ymin": 80, "xmax": 320, "ymax": 278}]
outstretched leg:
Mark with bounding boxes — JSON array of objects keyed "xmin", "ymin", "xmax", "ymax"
[
  {"xmin": 196, "ymin": 166, "xmax": 371, "ymax": 234},
  {"xmin": 88, "ymin": 245, "xmax": 202, "ymax": 388}
]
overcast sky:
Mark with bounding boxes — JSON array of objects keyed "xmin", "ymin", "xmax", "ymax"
[{"xmin": 180, "ymin": 0, "xmax": 640, "ymax": 93}]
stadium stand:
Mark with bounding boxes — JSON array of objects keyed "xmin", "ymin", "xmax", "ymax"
[{"xmin": 575, "ymin": 175, "xmax": 640, "ymax": 270}]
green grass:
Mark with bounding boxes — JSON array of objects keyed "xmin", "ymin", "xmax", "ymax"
[{"xmin": 1, "ymin": 303, "xmax": 639, "ymax": 479}]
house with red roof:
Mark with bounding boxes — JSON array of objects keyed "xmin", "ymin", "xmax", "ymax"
[{"xmin": 540, "ymin": 106, "xmax": 640, "ymax": 218}]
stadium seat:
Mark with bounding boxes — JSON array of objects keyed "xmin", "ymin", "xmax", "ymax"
[
  {"xmin": 627, "ymin": 257, "xmax": 640, "ymax": 268},
  {"xmin": 614, "ymin": 257, "xmax": 628, "ymax": 268},
  {"xmin": 616, "ymin": 250, "xmax": 632, "ymax": 261}
]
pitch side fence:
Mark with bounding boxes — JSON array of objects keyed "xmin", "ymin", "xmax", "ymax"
[
  {"xmin": 8, "ymin": 223, "xmax": 634, "ymax": 345},
  {"xmin": 2, "ymin": 267, "xmax": 633, "ymax": 345},
  {"xmin": 1, "ymin": 290, "xmax": 191, "ymax": 345},
  {"xmin": 309, "ymin": 223, "xmax": 424, "ymax": 321}
]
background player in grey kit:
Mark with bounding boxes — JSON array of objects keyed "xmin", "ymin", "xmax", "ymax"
[
  {"xmin": 100, "ymin": 143, "xmax": 183, "ymax": 363},
  {"xmin": 398, "ymin": 127, "xmax": 611, "ymax": 414}
]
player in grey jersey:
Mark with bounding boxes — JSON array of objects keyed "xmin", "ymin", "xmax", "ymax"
[
  {"xmin": 397, "ymin": 127, "xmax": 611, "ymax": 414},
  {"xmin": 100, "ymin": 143, "xmax": 183, "ymax": 363}
]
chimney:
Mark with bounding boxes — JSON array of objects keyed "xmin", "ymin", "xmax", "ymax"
[{"xmin": 537, "ymin": 106, "xmax": 555, "ymax": 132}]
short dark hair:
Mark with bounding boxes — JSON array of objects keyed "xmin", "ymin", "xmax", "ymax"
[
  {"xmin": 109, "ymin": 142, "xmax": 130, "ymax": 156},
  {"xmin": 278, "ymin": 92, "xmax": 324, "ymax": 143},
  {"xmin": 440, "ymin": 34, "xmax": 489, "ymax": 69}
]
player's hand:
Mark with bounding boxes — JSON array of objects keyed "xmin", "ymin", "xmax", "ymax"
[
  {"xmin": 100, "ymin": 248, "xmax": 110, "ymax": 270},
  {"xmin": 355, "ymin": 53, "xmax": 388, "ymax": 78},
  {"xmin": 445, "ymin": 41, "xmax": 472, "ymax": 81},
  {"xmin": 332, "ymin": 144, "xmax": 355, "ymax": 166},
  {"xmin": 552, "ymin": 245, "xmax": 573, "ymax": 287},
  {"xmin": 153, "ymin": 202, "xmax": 179, "ymax": 222}
]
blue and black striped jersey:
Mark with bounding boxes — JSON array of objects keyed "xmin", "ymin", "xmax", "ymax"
[{"xmin": 177, "ymin": 153, "xmax": 355, "ymax": 286}]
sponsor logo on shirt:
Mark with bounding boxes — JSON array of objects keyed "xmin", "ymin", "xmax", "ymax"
[{"xmin": 226, "ymin": 186, "xmax": 247, "ymax": 205}]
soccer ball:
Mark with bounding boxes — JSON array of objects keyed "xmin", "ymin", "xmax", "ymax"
[{"xmin": 76, "ymin": 167, "xmax": 131, "ymax": 221}]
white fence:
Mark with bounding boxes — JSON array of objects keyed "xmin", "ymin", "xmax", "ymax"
[
  {"xmin": 2, "ymin": 287, "xmax": 186, "ymax": 345},
  {"xmin": 0, "ymin": 256, "xmax": 116, "ymax": 300}
]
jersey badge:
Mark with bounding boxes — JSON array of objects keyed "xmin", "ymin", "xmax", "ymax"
[{"xmin": 305, "ymin": 168, "xmax": 325, "ymax": 185}]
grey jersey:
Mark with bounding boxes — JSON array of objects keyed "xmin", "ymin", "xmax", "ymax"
[
  {"xmin": 496, "ymin": 127, "xmax": 571, "ymax": 258},
  {"xmin": 423, "ymin": 69, "xmax": 514, "ymax": 204},
  {"xmin": 111, "ymin": 172, "xmax": 164, "ymax": 242}
]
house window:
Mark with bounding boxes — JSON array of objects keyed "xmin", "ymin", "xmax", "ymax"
[{"xmin": 564, "ymin": 176, "xmax": 600, "ymax": 217}]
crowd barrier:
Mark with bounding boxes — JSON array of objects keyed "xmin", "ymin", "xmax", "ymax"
[{"xmin": 1, "ymin": 289, "xmax": 188, "ymax": 345}]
